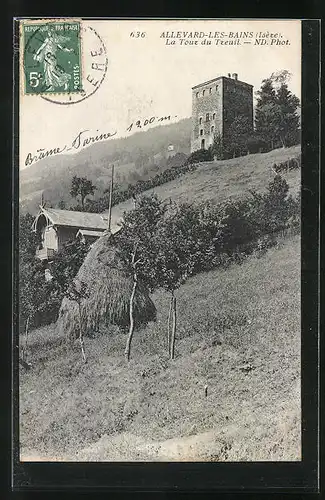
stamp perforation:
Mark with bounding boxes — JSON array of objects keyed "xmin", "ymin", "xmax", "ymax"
[{"xmin": 20, "ymin": 18, "xmax": 84, "ymax": 97}]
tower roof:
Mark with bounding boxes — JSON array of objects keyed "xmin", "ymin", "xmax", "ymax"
[{"xmin": 192, "ymin": 75, "xmax": 253, "ymax": 90}]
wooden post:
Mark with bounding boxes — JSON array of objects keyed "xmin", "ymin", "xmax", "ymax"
[
  {"xmin": 167, "ymin": 294, "xmax": 173, "ymax": 354},
  {"xmin": 125, "ymin": 244, "xmax": 138, "ymax": 361},
  {"xmin": 78, "ymin": 302, "xmax": 87, "ymax": 363},
  {"xmin": 125, "ymin": 272, "xmax": 137, "ymax": 362},
  {"xmin": 21, "ymin": 316, "xmax": 30, "ymax": 362},
  {"xmin": 170, "ymin": 295, "xmax": 177, "ymax": 360},
  {"xmin": 107, "ymin": 164, "xmax": 114, "ymax": 233}
]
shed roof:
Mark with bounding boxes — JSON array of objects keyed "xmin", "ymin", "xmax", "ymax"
[
  {"xmin": 34, "ymin": 207, "xmax": 109, "ymax": 231},
  {"xmin": 77, "ymin": 229, "xmax": 108, "ymax": 238}
]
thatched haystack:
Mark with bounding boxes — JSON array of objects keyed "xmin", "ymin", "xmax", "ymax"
[{"xmin": 57, "ymin": 234, "xmax": 156, "ymax": 339}]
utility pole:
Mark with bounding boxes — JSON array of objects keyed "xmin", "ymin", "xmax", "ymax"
[{"xmin": 107, "ymin": 164, "xmax": 114, "ymax": 233}]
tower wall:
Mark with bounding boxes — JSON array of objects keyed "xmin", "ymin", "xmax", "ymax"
[
  {"xmin": 222, "ymin": 78, "xmax": 254, "ymax": 138},
  {"xmin": 191, "ymin": 75, "xmax": 253, "ymax": 154},
  {"xmin": 191, "ymin": 79, "xmax": 223, "ymax": 153}
]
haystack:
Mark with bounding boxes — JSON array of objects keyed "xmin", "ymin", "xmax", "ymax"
[{"xmin": 57, "ymin": 234, "xmax": 156, "ymax": 339}]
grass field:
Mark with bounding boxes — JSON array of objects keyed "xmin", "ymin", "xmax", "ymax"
[
  {"xmin": 20, "ymin": 233, "xmax": 301, "ymax": 462},
  {"xmin": 109, "ymin": 146, "xmax": 301, "ymax": 226}
]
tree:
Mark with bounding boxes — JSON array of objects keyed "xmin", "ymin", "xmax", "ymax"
[
  {"xmin": 263, "ymin": 174, "xmax": 293, "ymax": 234},
  {"xmin": 166, "ymin": 152, "xmax": 188, "ymax": 168},
  {"xmin": 248, "ymin": 175, "xmax": 294, "ymax": 237},
  {"xmin": 255, "ymin": 78, "xmax": 278, "ymax": 149},
  {"xmin": 135, "ymin": 153, "xmax": 150, "ymax": 170},
  {"xmin": 256, "ymin": 102, "xmax": 282, "ymax": 150},
  {"xmin": 50, "ymin": 238, "xmax": 90, "ymax": 295},
  {"xmin": 154, "ymin": 225, "xmax": 187, "ymax": 358},
  {"xmin": 255, "ymin": 74, "xmax": 300, "ymax": 149},
  {"xmin": 153, "ymin": 203, "xmax": 212, "ymax": 359},
  {"xmin": 19, "ymin": 213, "xmax": 40, "ymax": 259},
  {"xmin": 19, "ymin": 212, "xmax": 90, "ymax": 346},
  {"xmin": 223, "ymin": 115, "xmax": 253, "ymax": 158},
  {"xmin": 19, "ymin": 256, "xmax": 43, "ymax": 363},
  {"xmin": 270, "ymin": 69, "xmax": 292, "ymax": 86},
  {"xmin": 116, "ymin": 194, "xmax": 167, "ymax": 361},
  {"xmin": 210, "ymin": 132, "xmax": 223, "ymax": 160},
  {"xmin": 274, "ymin": 83, "xmax": 300, "ymax": 147},
  {"xmin": 255, "ymin": 78, "xmax": 277, "ymax": 107},
  {"xmin": 123, "ymin": 242, "xmax": 141, "ymax": 362},
  {"xmin": 58, "ymin": 200, "xmax": 66, "ymax": 209},
  {"xmin": 120, "ymin": 199, "xmax": 225, "ymax": 360},
  {"xmin": 19, "ymin": 213, "xmax": 40, "ymax": 343},
  {"xmin": 65, "ymin": 280, "xmax": 90, "ymax": 363},
  {"xmin": 70, "ymin": 176, "xmax": 97, "ymax": 210},
  {"xmin": 19, "ymin": 214, "xmax": 57, "ymax": 362},
  {"xmin": 116, "ymin": 196, "xmax": 223, "ymax": 360}
]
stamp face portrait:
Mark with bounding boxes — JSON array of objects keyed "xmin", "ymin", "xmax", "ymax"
[{"xmin": 22, "ymin": 20, "xmax": 82, "ymax": 95}]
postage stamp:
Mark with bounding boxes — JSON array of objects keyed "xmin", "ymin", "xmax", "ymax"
[{"xmin": 22, "ymin": 20, "xmax": 82, "ymax": 95}]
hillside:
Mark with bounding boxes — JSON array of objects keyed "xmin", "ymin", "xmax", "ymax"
[
  {"xmin": 20, "ymin": 118, "xmax": 192, "ymax": 213},
  {"xmin": 109, "ymin": 145, "xmax": 301, "ymax": 227},
  {"xmin": 20, "ymin": 233, "xmax": 300, "ymax": 461}
]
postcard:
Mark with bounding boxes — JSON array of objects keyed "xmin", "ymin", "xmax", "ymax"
[{"xmin": 17, "ymin": 18, "xmax": 303, "ymax": 464}]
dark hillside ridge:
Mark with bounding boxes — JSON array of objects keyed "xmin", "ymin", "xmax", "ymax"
[{"xmin": 20, "ymin": 118, "xmax": 192, "ymax": 214}]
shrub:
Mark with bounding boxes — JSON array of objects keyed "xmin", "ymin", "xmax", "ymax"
[
  {"xmin": 19, "ymin": 227, "xmax": 90, "ymax": 333},
  {"xmin": 50, "ymin": 239, "xmax": 91, "ymax": 294},
  {"xmin": 272, "ymin": 155, "xmax": 301, "ymax": 173},
  {"xmin": 185, "ymin": 148, "xmax": 214, "ymax": 165},
  {"xmin": 68, "ymin": 156, "xmax": 201, "ymax": 214}
]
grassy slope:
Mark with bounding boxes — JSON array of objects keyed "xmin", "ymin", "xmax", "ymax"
[
  {"xmin": 109, "ymin": 145, "xmax": 301, "ymax": 226},
  {"xmin": 20, "ymin": 234, "xmax": 301, "ymax": 462}
]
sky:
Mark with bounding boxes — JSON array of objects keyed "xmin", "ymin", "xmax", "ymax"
[{"xmin": 19, "ymin": 19, "xmax": 301, "ymax": 169}]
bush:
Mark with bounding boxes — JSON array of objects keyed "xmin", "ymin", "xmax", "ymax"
[
  {"xmin": 166, "ymin": 152, "xmax": 188, "ymax": 168},
  {"xmin": 140, "ymin": 174, "xmax": 299, "ymax": 290},
  {"xmin": 245, "ymin": 134, "xmax": 269, "ymax": 155},
  {"xmin": 272, "ymin": 155, "xmax": 301, "ymax": 173},
  {"xmin": 165, "ymin": 174, "xmax": 298, "ymax": 275},
  {"xmin": 19, "ymin": 224, "xmax": 90, "ymax": 333},
  {"xmin": 68, "ymin": 155, "xmax": 203, "ymax": 215},
  {"xmin": 50, "ymin": 239, "xmax": 91, "ymax": 294},
  {"xmin": 247, "ymin": 174, "xmax": 299, "ymax": 238},
  {"xmin": 185, "ymin": 148, "xmax": 214, "ymax": 165}
]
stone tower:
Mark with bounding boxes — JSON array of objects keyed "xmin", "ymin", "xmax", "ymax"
[{"xmin": 191, "ymin": 73, "xmax": 253, "ymax": 153}]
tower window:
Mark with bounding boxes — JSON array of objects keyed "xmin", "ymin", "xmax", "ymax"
[
  {"xmin": 216, "ymin": 85, "xmax": 218, "ymax": 91},
  {"xmin": 209, "ymin": 88, "xmax": 212, "ymax": 94},
  {"xmin": 199, "ymin": 117, "xmax": 202, "ymax": 125},
  {"xmin": 200, "ymin": 129, "xmax": 203, "ymax": 136},
  {"xmin": 206, "ymin": 113, "xmax": 210, "ymax": 122},
  {"xmin": 202, "ymin": 90, "xmax": 205, "ymax": 96},
  {"xmin": 213, "ymin": 113, "xmax": 216, "ymax": 120},
  {"xmin": 211, "ymin": 125, "xmax": 215, "ymax": 134},
  {"xmin": 196, "ymin": 92, "xmax": 199, "ymax": 98}
]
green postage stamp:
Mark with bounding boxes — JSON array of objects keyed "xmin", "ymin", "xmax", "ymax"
[{"xmin": 22, "ymin": 20, "xmax": 82, "ymax": 95}]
